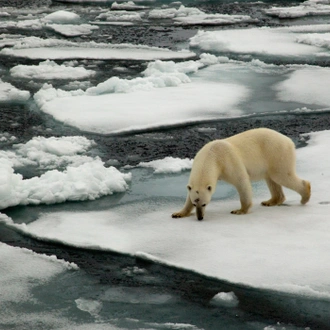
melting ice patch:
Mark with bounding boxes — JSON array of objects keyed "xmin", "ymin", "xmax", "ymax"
[
  {"xmin": 189, "ymin": 24, "xmax": 330, "ymax": 58},
  {"xmin": 10, "ymin": 60, "xmax": 96, "ymax": 80},
  {"xmin": 0, "ymin": 240, "xmax": 77, "ymax": 302},
  {"xmin": 7, "ymin": 130, "xmax": 330, "ymax": 298},
  {"xmin": 274, "ymin": 66, "xmax": 330, "ymax": 107}
]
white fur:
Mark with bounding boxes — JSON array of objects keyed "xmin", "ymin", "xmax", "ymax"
[{"xmin": 172, "ymin": 128, "xmax": 311, "ymax": 220}]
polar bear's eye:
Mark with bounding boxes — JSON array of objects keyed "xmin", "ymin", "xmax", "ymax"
[
  {"xmin": 202, "ymin": 204, "xmax": 206, "ymax": 207},
  {"xmin": 193, "ymin": 203, "xmax": 197, "ymax": 206}
]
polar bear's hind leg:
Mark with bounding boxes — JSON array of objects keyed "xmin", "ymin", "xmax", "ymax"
[{"xmin": 262, "ymin": 177, "xmax": 286, "ymax": 206}]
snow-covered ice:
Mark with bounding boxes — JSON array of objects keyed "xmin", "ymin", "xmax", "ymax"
[
  {"xmin": 43, "ymin": 10, "xmax": 81, "ymax": 24},
  {"xmin": 210, "ymin": 292, "xmax": 239, "ymax": 308},
  {"xmin": 4, "ymin": 130, "xmax": 330, "ymax": 298},
  {"xmin": 10, "ymin": 60, "xmax": 96, "ymax": 80}
]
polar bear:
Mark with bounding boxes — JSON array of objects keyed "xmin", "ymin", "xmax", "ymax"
[{"xmin": 172, "ymin": 128, "xmax": 311, "ymax": 221}]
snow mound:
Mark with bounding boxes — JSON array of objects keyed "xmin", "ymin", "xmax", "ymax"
[{"xmin": 44, "ymin": 10, "xmax": 80, "ymax": 24}]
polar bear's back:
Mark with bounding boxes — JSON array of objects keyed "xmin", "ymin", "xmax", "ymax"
[{"xmin": 224, "ymin": 128, "xmax": 296, "ymax": 181}]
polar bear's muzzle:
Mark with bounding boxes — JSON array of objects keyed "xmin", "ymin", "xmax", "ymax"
[{"xmin": 196, "ymin": 206, "xmax": 204, "ymax": 221}]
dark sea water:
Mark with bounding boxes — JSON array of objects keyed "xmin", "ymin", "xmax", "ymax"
[{"xmin": 0, "ymin": 0, "xmax": 330, "ymax": 329}]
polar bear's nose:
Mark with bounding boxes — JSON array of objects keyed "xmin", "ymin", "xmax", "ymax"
[
  {"xmin": 198, "ymin": 216, "xmax": 203, "ymax": 221},
  {"xmin": 195, "ymin": 198, "xmax": 200, "ymax": 203}
]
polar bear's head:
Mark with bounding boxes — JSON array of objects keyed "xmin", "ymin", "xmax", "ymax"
[{"xmin": 187, "ymin": 184, "xmax": 213, "ymax": 221}]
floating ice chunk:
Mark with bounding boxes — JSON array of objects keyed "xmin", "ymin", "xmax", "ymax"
[
  {"xmin": 210, "ymin": 292, "xmax": 239, "ymax": 308},
  {"xmin": 189, "ymin": 26, "xmax": 330, "ymax": 57},
  {"xmin": 174, "ymin": 13, "xmax": 258, "ymax": 26},
  {"xmin": 0, "ymin": 19, "xmax": 44, "ymax": 30},
  {"xmin": 0, "ymin": 136, "xmax": 96, "ymax": 169},
  {"xmin": 44, "ymin": 10, "xmax": 80, "ymax": 24},
  {"xmin": 75, "ymin": 298, "xmax": 103, "ymax": 317},
  {"xmin": 0, "ymin": 36, "xmax": 195, "ymax": 61},
  {"xmin": 265, "ymin": 0, "xmax": 330, "ymax": 18},
  {"xmin": 0, "ymin": 158, "xmax": 131, "ymax": 210},
  {"xmin": 86, "ymin": 59, "xmax": 201, "ymax": 95},
  {"xmin": 0, "ymin": 242, "xmax": 77, "ymax": 303},
  {"xmin": 137, "ymin": 157, "xmax": 193, "ymax": 174},
  {"xmin": 34, "ymin": 80, "xmax": 248, "ymax": 134},
  {"xmin": 46, "ymin": 23, "xmax": 99, "ymax": 37},
  {"xmin": 296, "ymin": 32, "xmax": 330, "ymax": 50},
  {"xmin": 0, "ymin": 78, "xmax": 30, "ymax": 102},
  {"xmin": 111, "ymin": 1, "xmax": 148, "ymax": 10},
  {"xmin": 274, "ymin": 66, "xmax": 330, "ymax": 107},
  {"xmin": 149, "ymin": 5, "xmax": 204, "ymax": 19},
  {"xmin": 10, "ymin": 60, "xmax": 96, "ymax": 80},
  {"xmin": 148, "ymin": 5, "xmax": 256, "ymax": 25},
  {"xmin": 96, "ymin": 10, "xmax": 144, "ymax": 22}
]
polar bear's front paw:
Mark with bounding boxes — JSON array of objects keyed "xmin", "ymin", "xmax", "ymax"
[
  {"xmin": 172, "ymin": 211, "xmax": 188, "ymax": 218},
  {"xmin": 231, "ymin": 209, "xmax": 248, "ymax": 215}
]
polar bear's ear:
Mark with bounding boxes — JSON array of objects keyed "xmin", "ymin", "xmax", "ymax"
[
  {"xmin": 187, "ymin": 185, "xmax": 192, "ymax": 191},
  {"xmin": 207, "ymin": 185, "xmax": 212, "ymax": 191}
]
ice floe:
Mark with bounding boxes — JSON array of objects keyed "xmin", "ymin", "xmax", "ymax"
[
  {"xmin": 1, "ymin": 136, "xmax": 96, "ymax": 169},
  {"xmin": 10, "ymin": 60, "xmax": 96, "ymax": 80},
  {"xmin": 43, "ymin": 10, "xmax": 81, "ymax": 24},
  {"xmin": 265, "ymin": 0, "xmax": 330, "ymax": 18},
  {"xmin": 0, "ymin": 136, "xmax": 131, "ymax": 208},
  {"xmin": 0, "ymin": 36, "xmax": 195, "ymax": 60},
  {"xmin": 189, "ymin": 25, "xmax": 330, "ymax": 58},
  {"xmin": 111, "ymin": 1, "xmax": 148, "ymax": 10},
  {"xmin": 95, "ymin": 10, "xmax": 144, "ymax": 22},
  {"xmin": 0, "ymin": 78, "xmax": 30, "ymax": 102},
  {"xmin": 148, "ymin": 5, "xmax": 257, "ymax": 26},
  {"xmin": 46, "ymin": 23, "xmax": 99, "ymax": 37},
  {"xmin": 136, "ymin": 157, "xmax": 193, "ymax": 173},
  {"xmin": 4, "ymin": 130, "xmax": 330, "ymax": 299}
]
